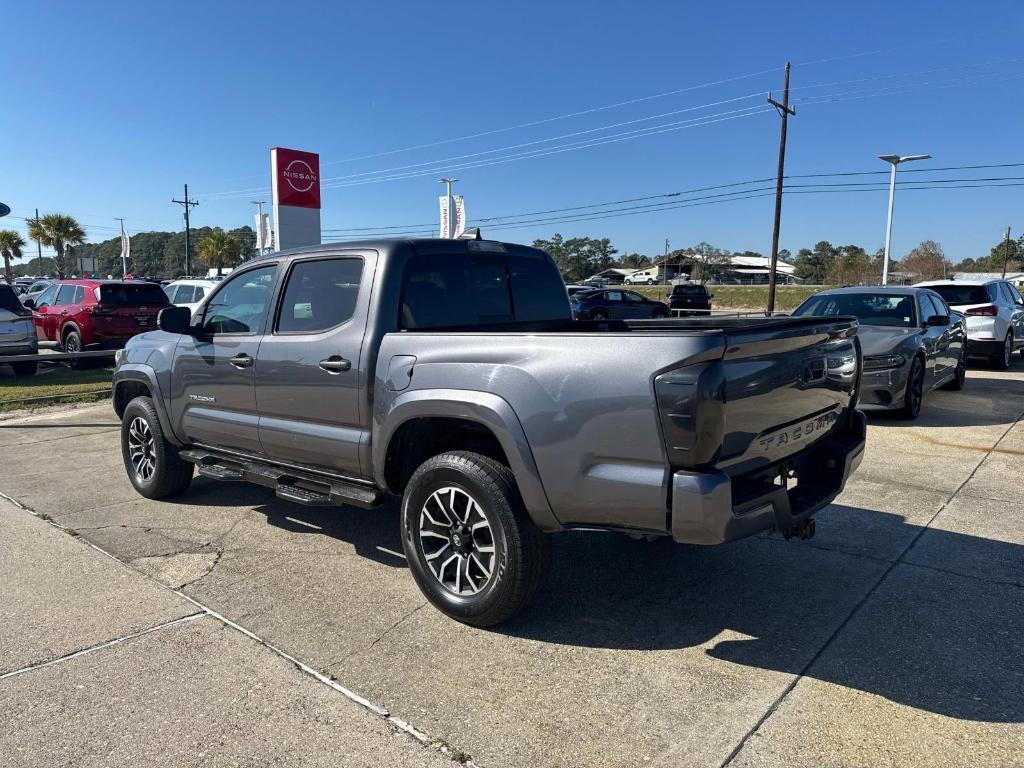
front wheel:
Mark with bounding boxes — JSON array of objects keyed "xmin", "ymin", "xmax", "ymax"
[
  {"xmin": 11, "ymin": 360, "xmax": 38, "ymax": 377},
  {"xmin": 590, "ymin": 310, "xmax": 609, "ymax": 320},
  {"xmin": 650, "ymin": 307, "xmax": 670, "ymax": 319},
  {"xmin": 120, "ymin": 396, "xmax": 194, "ymax": 499},
  {"xmin": 898, "ymin": 357, "xmax": 925, "ymax": 420},
  {"xmin": 401, "ymin": 451, "xmax": 550, "ymax": 627}
]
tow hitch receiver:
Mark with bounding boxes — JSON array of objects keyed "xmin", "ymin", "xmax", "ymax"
[{"xmin": 783, "ymin": 518, "xmax": 816, "ymax": 540}]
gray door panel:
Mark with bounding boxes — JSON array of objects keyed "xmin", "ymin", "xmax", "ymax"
[{"xmin": 255, "ymin": 255, "xmax": 372, "ymax": 478}]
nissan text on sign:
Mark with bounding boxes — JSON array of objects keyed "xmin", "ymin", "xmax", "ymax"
[{"xmin": 271, "ymin": 147, "xmax": 321, "ymax": 251}]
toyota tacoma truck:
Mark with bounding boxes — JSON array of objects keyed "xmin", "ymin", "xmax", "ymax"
[{"xmin": 112, "ymin": 237, "xmax": 865, "ymax": 626}]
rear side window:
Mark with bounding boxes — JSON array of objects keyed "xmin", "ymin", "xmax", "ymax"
[
  {"xmin": 401, "ymin": 252, "xmax": 569, "ymax": 329},
  {"xmin": 73, "ymin": 286, "xmax": 85, "ymax": 304},
  {"xmin": 277, "ymin": 258, "xmax": 363, "ymax": 333},
  {"xmin": 55, "ymin": 285, "xmax": 76, "ymax": 305},
  {"xmin": 0, "ymin": 285, "xmax": 22, "ymax": 312},
  {"xmin": 96, "ymin": 283, "xmax": 170, "ymax": 306},
  {"xmin": 175, "ymin": 286, "xmax": 197, "ymax": 303},
  {"xmin": 925, "ymin": 284, "xmax": 992, "ymax": 306}
]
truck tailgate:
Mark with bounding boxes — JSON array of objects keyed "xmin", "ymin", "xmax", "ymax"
[{"xmin": 717, "ymin": 317, "xmax": 859, "ymax": 475}]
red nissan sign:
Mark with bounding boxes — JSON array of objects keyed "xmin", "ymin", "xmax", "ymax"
[{"xmin": 272, "ymin": 147, "xmax": 321, "ymax": 209}]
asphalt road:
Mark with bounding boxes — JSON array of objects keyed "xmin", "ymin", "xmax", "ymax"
[{"xmin": 1, "ymin": 363, "xmax": 1022, "ymax": 767}]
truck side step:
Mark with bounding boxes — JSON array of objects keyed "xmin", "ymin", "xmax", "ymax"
[{"xmin": 178, "ymin": 448, "xmax": 382, "ymax": 509}]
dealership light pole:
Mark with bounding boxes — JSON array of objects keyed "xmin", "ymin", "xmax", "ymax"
[
  {"xmin": 879, "ymin": 154, "xmax": 930, "ymax": 285},
  {"xmin": 439, "ymin": 178, "xmax": 458, "ymax": 238}
]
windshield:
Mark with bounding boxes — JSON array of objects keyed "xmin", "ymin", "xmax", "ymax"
[
  {"xmin": 95, "ymin": 283, "xmax": 171, "ymax": 306},
  {"xmin": 924, "ymin": 283, "xmax": 993, "ymax": 306},
  {"xmin": 793, "ymin": 292, "xmax": 917, "ymax": 328}
]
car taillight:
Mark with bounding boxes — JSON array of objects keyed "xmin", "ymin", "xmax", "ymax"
[
  {"xmin": 966, "ymin": 305, "xmax": 998, "ymax": 316},
  {"xmin": 91, "ymin": 304, "xmax": 111, "ymax": 316},
  {"xmin": 654, "ymin": 362, "xmax": 725, "ymax": 467}
]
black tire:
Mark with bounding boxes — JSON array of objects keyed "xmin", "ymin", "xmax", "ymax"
[
  {"xmin": 11, "ymin": 360, "xmax": 38, "ymax": 377},
  {"xmin": 991, "ymin": 332, "xmax": 1013, "ymax": 370},
  {"xmin": 646, "ymin": 279, "xmax": 655, "ymax": 285},
  {"xmin": 61, "ymin": 328, "xmax": 83, "ymax": 369},
  {"xmin": 942, "ymin": 347, "xmax": 967, "ymax": 391},
  {"xmin": 120, "ymin": 396, "xmax": 193, "ymax": 499},
  {"xmin": 591, "ymin": 310, "xmax": 609, "ymax": 320},
  {"xmin": 401, "ymin": 451, "xmax": 550, "ymax": 627},
  {"xmin": 898, "ymin": 356, "xmax": 925, "ymax": 420},
  {"xmin": 650, "ymin": 307, "xmax": 670, "ymax": 319}
]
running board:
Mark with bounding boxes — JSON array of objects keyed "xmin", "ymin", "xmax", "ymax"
[{"xmin": 178, "ymin": 448, "xmax": 382, "ymax": 509}]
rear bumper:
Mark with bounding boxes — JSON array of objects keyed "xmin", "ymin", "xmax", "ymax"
[
  {"xmin": 966, "ymin": 338, "xmax": 1003, "ymax": 357},
  {"xmin": 670, "ymin": 410, "xmax": 866, "ymax": 544}
]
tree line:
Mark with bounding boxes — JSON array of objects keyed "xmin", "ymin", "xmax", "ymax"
[{"xmin": 0, "ymin": 212, "xmax": 257, "ymax": 281}]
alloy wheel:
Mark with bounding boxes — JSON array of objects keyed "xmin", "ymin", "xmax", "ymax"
[
  {"xmin": 908, "ymin": 361, "xmax": 923, "ymax": 415},
  {"xmin": 127, "ymin": 416, "xmax": 157, "ymax": 482},
  {"xmin": 418, "ymin": 487, "xmax": 496, "ymax": 596}
]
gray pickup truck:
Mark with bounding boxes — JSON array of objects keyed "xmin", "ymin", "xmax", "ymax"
[{"xmin": 112, "ymin": 237, "xmax": 865, "ymax": 626}]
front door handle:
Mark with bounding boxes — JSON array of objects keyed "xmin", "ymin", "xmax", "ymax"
[
  {"xmin": 319, "ymin": 356, "xmax": 351, "ymax": 373},
  {"xmin": 229, "ymin": 353, "xmax": 253, "ymax": 369}
]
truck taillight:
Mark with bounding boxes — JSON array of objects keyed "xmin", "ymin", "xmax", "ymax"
[
  {"xmin": 965, "ymin": 305, "xmax": 998, "ymax": 316},
  {"xmin": 654, "ymin": 362, "xmax": 725, "ymax": 468}
]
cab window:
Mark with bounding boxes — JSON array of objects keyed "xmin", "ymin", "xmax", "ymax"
[
  {"xmin": 200, "ymin": 266, "xmax": 277, "ymax": 335},
  {"xmin": 276, "ymin": 258, "xmax": 363, "ymax": 333}
]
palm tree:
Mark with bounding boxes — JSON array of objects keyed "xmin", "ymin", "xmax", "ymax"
[
  {"xmin": 197, "ymin": 229, "xmax": 241, "ymax": 276},
  {"xmin": 27, "ymin": 213, "xmax": 86, "ymax": 278},
  {"xmin": 0, "ymin": 230, "xmax": 26, "ymax": 284}
]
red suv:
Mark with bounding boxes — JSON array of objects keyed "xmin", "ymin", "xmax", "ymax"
[{"xmin": 26, "ymin": 280, "xmax": 171, "ymax": 355}]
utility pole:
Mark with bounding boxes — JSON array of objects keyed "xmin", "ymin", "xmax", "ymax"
[
  {"xmin": 251, "ymin": 200, "xmax": 268, "ymax": 256},
  {"xmin": 439, "ymin": 178, "xmax": 458, "ymax": 238},
  {"xmin": 172, "ymin": 184, "xmax": 199, "ymax": 276},
  {"xmin": 115, "ymin": 218, "xmax": 128, "ymax": 277},
  {"xmin": 33, "ymin": 208, "xmax": 42, "ymax": 275},
  {"xmin": 766, "ymin": 62, "xmax": 796, "ymax": 315},
  {"xmin": 1002, "ymin": 226, "xmax": 1012, "ymax": 278}
]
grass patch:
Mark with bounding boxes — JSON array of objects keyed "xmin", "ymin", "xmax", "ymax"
[
  {"xmin": 629, "ymin": 284, "xmax": 826, "ymax": 311},
  {"xmin": 0, "ymin": 365, "xmax": 114, "ymax": 412}
]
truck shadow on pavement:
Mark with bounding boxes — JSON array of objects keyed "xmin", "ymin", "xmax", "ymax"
[{"xmin": 501, "ymin": 504, "xmax": 1023, "ymax": 724}]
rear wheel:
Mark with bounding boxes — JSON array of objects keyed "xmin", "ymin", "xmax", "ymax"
[
  {"xmin": 120, "ymin": 396, "xmax": 194, "ymax": 499},
  {"xmin": 61, "ymin": 329, "xmax": 83, "ymax": 370},
  {"xmin": 650, "ymin": 307, "xmax": 670, "ymax": 319},
  {"xmin": 899, "ymin": 357, "xmax": 925, "ymax": 420},
  {"xmin": 401, "ymin": 451, "xmax": 550, "ymax": 627},
  {"xmin": 11, "ymin": 360, "xmax": 37, "ymax": 377},
  {"xmin": 591, "ymin": 310, "xmax": 609, "ymax": 320},
  {"xmin": 991, "ymin": 332, "xmax": 1013, "ymax": 370},
  {"xmin": 942, "ymin": 347, "xmax": 967, "ymax": 391}
]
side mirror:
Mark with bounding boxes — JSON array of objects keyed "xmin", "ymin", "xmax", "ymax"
[
  {"xmin": 158, "ymin": 306, "xmax": 193, "ymax": 334},
  {"xmin": 925, "ymin": 314, "xmax": 950, "ymax": 327},
  {"xmin": 22, "ymin": 298, "xmax": 35, "ymax": 309}
]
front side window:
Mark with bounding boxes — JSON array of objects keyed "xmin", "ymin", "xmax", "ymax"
[
  {"xmin": 1008, "ymin": 284, "xmax": 1024, "ymax": 305},
  {"xmin": 793, "ymin": 292, "xmax": 917, "ymax": 328},
  {"xmin": 201, "ymin": 265, "xmax": 277, "ymax": 335},
  {"xmin": 277, "ymin": 258, "xmax": 363, "ymax": 333},
  {"xmin": 35, "ymin": 284, "xmax": 58, "ymax": 307}
]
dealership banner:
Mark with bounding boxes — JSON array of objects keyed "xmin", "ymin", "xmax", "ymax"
[
  {"xmin": 439, "ymin": 195, "xmax": 450, "ymax": 238},
  {"xmin": 453, "ymin": 195, "xmax": 466, "ymax": 238},
  {"xmin": 254, "ymin": 213, "xmax": 272, "ymax": 250}
]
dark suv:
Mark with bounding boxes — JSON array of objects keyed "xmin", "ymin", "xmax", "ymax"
[{"xmin": 667, "ymin": 284, "xmax": 713, "ymax": 315}]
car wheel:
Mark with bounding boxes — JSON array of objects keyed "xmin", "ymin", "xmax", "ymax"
[
  {"xmin": 120, "ymin": 396, "xmax": 194, "ymax": 499},
  {"xmin": 942, "ymin": 347, "xmax": 967, "ymax": 391},
  {"xmin": 61, "ymin": 328, "xmax": 84, "ymax": 370},
  {"xmin": 591, "ymin": 310, "xmax": 609, "ymax": 320},
  {"xmin": 990, "ymin": 332, "xmax": 1013, "ymax": 370},
  {"xmin": 646, "ymin": 279, "xmax": 655, "ymax": 285},
  {"xmin": 650, "ymin": 307, "xmax": 670, "ymax": 319},
  {"xmin": 898, "ymin": 356, "xmax": 925, "ymax": 420},
  {"xmin": 11, "ymin": 360, "xmax": 38, "ymax": 377},
  {"xmin": 401, "ymin": 451, "xmax": 550, "ymax": 627}
]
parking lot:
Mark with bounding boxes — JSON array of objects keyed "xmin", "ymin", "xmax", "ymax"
[{"xmin": 2, "ymin": 362, "xmax": 1022, "ymax": 767}]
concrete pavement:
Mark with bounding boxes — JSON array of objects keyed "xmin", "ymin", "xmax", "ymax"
[{"xmin": 1, "ymin": 363, "xmax": 1022, "ymax": 767}]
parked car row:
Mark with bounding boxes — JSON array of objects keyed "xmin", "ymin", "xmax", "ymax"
[{"xmin": 566, "ymin": 283, "xmax": 714, "ymax": 319}]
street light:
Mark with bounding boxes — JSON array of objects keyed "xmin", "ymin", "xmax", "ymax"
[{"xmin": 879, "ymin": 153, "xmax": 931, "ymax": 285}]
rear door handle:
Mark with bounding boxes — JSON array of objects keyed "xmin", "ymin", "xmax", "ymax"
[
  {"xmin": 229, "ymin": 353, "xmax": 253, "ymax": 369},
  {"xmin": 319, "ymin": 356, "xmax": 351, "ymax": 373}
]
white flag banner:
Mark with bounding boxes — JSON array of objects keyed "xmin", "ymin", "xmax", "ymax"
[
  {"xmin": 119, "ymin": 230, "xmax": 131, "ymax": 262},
  {"xmin": 453, "ymin": 195, "xmax": 466, "ymax": 238},
  {"xmin": 439, "ymin": 195, "xmax": 451, "ymax": 238},
  {"xmin": 255, "ymin": 213, "xmax": 272, "ymax": 250}
]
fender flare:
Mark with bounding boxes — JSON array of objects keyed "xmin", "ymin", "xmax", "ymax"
[
  {"xmin": 374, "ymin": 389, "xmax": 559, "ymax": 532},
  {"xmin": 113, "ymin": 364, "xmax": 181, "ymax": 446},
  {"xmin": 59, "ymin": 321, "xmax": 83, "ymax": 345}
]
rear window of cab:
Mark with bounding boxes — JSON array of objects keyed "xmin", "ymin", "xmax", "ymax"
[{"xmin": 95, "ymin": 283, "xmax": 170, "ymax": 306}]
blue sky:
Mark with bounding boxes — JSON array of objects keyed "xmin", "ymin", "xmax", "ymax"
[{"xmin": 3, "ymin": 0, "xmax": 1023, "ymax": 265}]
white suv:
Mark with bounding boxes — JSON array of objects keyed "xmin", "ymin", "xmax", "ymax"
[
  {"xmin": 916, "ymin": 279, "xmax": 1024, "ymax": 369},
  {"xmin": 162, "ymin": 279, "xmax": 218, "ymax": 317}
]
